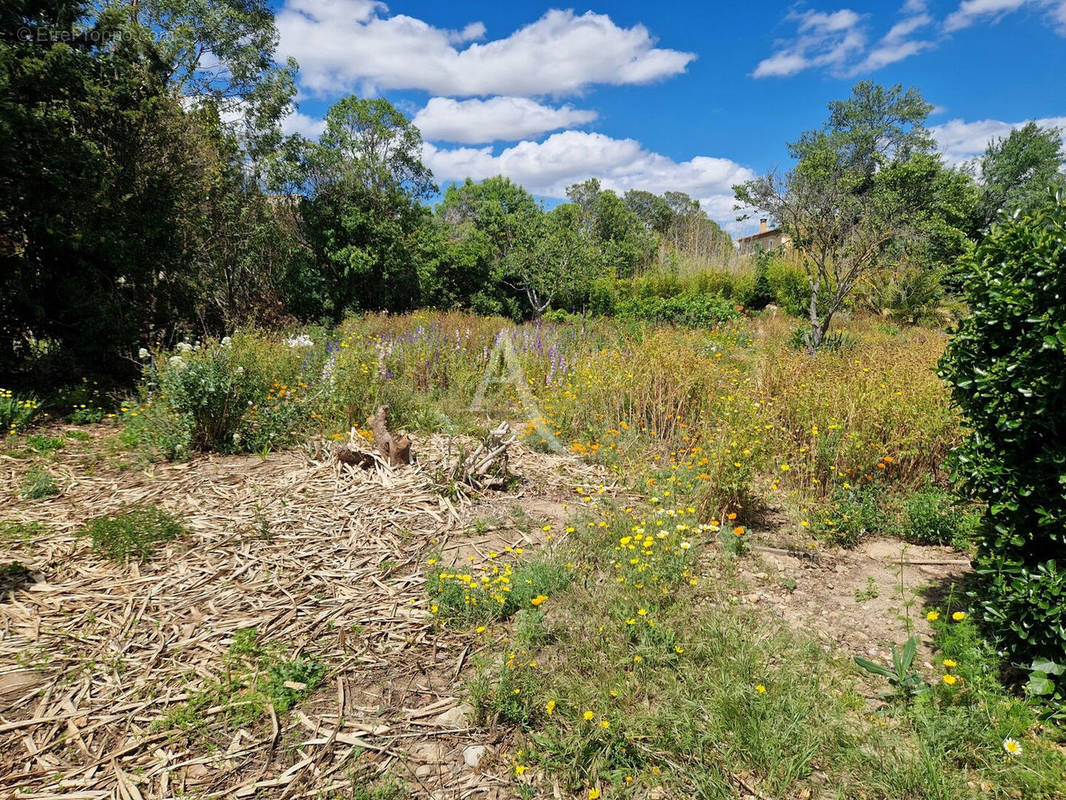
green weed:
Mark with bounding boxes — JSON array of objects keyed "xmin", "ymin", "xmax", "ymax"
[
  {"xmin": 79, "ymin": 506, "xmax": 185, "ymax": 560},
  {"xmin": 21, "ymin": 467, "xmax": 59, "ymax": 499}
]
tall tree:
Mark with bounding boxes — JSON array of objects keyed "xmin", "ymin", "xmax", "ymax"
[
  {"xmin": 975, "ymin": 122, "xmax": 1065, "ymax": 227},
  {"xmin": 503, "ymin": 203, "xmax": 597, "ymax": 317},
  {"xmin": 100, "ymin": 0, "xmax": 297, "ymax": 168},
  {"xmin": 0, "ymin": 0, "xmax": 206, "ymax": 375},
  {"xmin": 299, "ymin": 96, "xmax": 436, "ymax": 316},
  {"xmin": 735, "ymin": 82, "xmax": 940, "ymax": 350},
  {"xmin": 434, "ymin": 176, "xmax": 540, "ymax": 314}
]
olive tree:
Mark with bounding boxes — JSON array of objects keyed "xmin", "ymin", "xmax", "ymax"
[{"xmin": 735, "ymin": 82, "xmax": 940, "ymax": 350}]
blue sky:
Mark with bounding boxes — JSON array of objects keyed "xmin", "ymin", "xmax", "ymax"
[{"xmin": 272, "ymin": 0, "xmax": 1066, "ymax": 234}]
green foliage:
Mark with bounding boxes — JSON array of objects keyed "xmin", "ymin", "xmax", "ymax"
[
  {"xmin": 127, "ymin": 337, "xmax": 320, "ymax": 456},
  {"xmin": 814, "ymin": 481, "xmax": 886, "ymax": 547},
  {"xmin": 20, "ymin": 467, "xmax": 59, "ymax": 499},
  {"xmin": 470, "ymin": 656, "xmax": 545, "ymax": 727},
  {"xmin": 0, "ymin": 389, "xmax": 40, "ymax": 434},
  {"xmin": 902, "ymin": 481, "xmax": 973, "ymax": 547},
  {"xmin": 296, "ymin": 96, "xmax": 436, "ymax": 317},
  {"xmin": 80, "ymin": 505, "xmax": 185, "ymax": 560},
  {"xmin": 0, "ymin": 520, "xmax": 46, "ymax": 545},
  {"xmin": 0, "ymin": 0, "xmax": 303, "ymax": 379},
  {"xmin": 764, "ymin": 256, "xmax": 810, "ymax": 315},
  {"xmin": 427, "ymin": 555, "xmax": 571, "ymax": 627},
  {"xmin": 262, "ymin": 656, "xmax": 327, "ymax": 714},
  {"xmin": 977, "ymin": 122, "xmax": 1066, "ymax": 228},
  {"xmin": 121, "ymin": 401, "xmax": 194, "ymax": 461},
  {"xmin": 165, "ymin": 628, "xmax": 325, "ymax": 732},
  {"xmin": 854, "ymin": 636, "xmax": 928, "ymax": 701},
  {"xmin": 938, "ymin": 190, "xmax": 1066, "ymax": 663},
  {"xmin": 736, "ymin": 82, "xmax": 973, "ymax": 349},
  {"xmin": 615, "ymin": 292, "xmax": 740, "ymax": 329},
  {"xmin": 1026, "ymin": 658, "xmax": 1064, "ymax": 721},
  {"xmin": 24, "ymin": 435, "xmax": 64, "ymax": 453}
]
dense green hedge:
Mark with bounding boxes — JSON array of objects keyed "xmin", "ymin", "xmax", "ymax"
[
  {"xmin": 614, "ymin": 292, "xmax": 741, "ymax": 328},
  {"xmin": 939, "ymin": 190, "xmax": 1066, "ymax": 663}
]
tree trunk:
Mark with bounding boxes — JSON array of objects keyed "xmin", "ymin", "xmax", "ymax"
[{"xmin": 807, "ymin": 277, "xmax": 821, "ymax": 354}]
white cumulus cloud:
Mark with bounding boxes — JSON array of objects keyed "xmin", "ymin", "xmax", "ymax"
[
  {"xmin": 412, "ymin": 97, "xmax": 598, "ymax": 144},
  {"xmin": 423, "ymin": 131, "xmax": 755, "ymax": 230},
  {"xmin": 281, "ymin": 110, "xmax": 327, "ymax": 139},
  {"xmin": 276, "ymin": 0, "xmax": 695, "ymax": 97},
  {"xmin": 932, "ymin": 115, "xmax": 1066, "ymax": 164}
]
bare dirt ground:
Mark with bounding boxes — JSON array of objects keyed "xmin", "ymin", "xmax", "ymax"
[
  {"xmin": 737, "ymin": 535, "xmax": 971, "ymax": 665},
  {"xmin": 0, "ymin": 425, "xmax": 974, "ymax": 798},
  {"xmin": 0, "ymin": 426, "xmax": 609, "ymax": 799}
]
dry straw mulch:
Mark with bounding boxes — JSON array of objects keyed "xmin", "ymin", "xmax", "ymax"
[{"xmin": 0, "ymin": 429, "xmax": 610, "ymax": 799}]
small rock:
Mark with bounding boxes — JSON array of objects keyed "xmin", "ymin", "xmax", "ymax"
[
  {"xmin": 433, "ymin": 702, "xmax": 474, "ymax": 728},
  {"xmin": 414, "ymin": 764, "xmax": 439, "ymax": 779},
  {"xmin": 411, "ymin": 741, "xmax": 448, "ymax": 763},
  {"xmin": 649, "ymin": 787, "xmax": 666, "ymax": 800},
  {"xmin": 463, "ymin": 744, "xmax": 490, "ymax": 768}
]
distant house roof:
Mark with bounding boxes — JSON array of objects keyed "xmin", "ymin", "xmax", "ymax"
[{"xmin": 736, "ymin": 219, "xmax": 786, "ymax": 244}]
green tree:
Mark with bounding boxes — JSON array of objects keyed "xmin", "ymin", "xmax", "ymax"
[
  {"xmin": 0, "ymin": 0, "xmax": 210, "ymax": 376},
  {"xmin": 624, "ymin": 190, "xmax": 673, "ymax": 236},
  {"xmin": 860, "ymin": 155, "xmax": 980, "ymax": 323},
  {"xmin": 504, "ymin": 203, "xmax": 597, "ymax": 316},
  {"xmin": 975, "ymin": 122, "xmax": 1065, "ymax": 228},
  {"xmin": 101, "ymin": 0, "xmax": 298, "ymax": 168},
  {"xmin": 565, "ymin": 179, "xmax": 656, "ymax": 277},
  {"xmin": 434, "ymin": 176, "xmax": 540, "ymax": 315},
  {"xmin": 735, "ymin": 82, "xmax": 940, "ymax": 350},
  {"xmin": 299, "ymin": 96, "xmax": 436, "ymax": 317}
]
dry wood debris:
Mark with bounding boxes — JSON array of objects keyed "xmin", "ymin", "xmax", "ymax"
[{"xmin": 0, "ymin": 425, "xmax": 613, "ymax": 799}]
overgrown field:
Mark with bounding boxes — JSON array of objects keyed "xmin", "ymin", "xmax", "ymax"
[{"xmin": 3, "ymin": 310, "xmax": 1065, "ymax": 799}]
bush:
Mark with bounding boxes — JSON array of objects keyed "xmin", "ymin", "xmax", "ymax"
[
  {"xmin": 0, "ymin": 389, "xmax": 40, "ymax": 435},
  {"xmin": 938, "ymin": 189, "xmax": 1066, "ymax": 663},
  {"xmin": 615, "ymin": 292, "xmax": 740, "ymax": 329},
  {"xmin": 902, "ymin": 482, "xmax": 972, "ymax": 548},
  {"xmin": 765, "ymin": 257, "xmax": 809, "ymax": 316},
  {"xmin": 127, "ymin": 336, "xmax": 323, "ymax": 457},
  {"xmin": 813, "ymin": 482, "xmax": 886, "ymax": 547},
  {"xmin": 80, "ymin": 506, "xmax": 185, "ymax": 560}
]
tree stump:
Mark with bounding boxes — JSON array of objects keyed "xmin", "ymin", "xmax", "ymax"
[{"xmin": 369, "ymin": 406, "xmax": 411, "ymax": 467}]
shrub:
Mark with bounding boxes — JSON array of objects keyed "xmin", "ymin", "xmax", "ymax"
[
  {"xmin": 615, "ymin": 292, "xmax": 740, "ymax": 328},
  {"xmin": 0, "ymin": 389, "xmax": 40, "ymax": 435},
  {"xmin": 127, "ymin": 336, "xmax": 322, "ymax": 456},
  {"xmin": 938, "ymin": 189, "xmax": 1066, "ymax": 663},
  {"xmin": 765, "ymin": 257, "xmax": 809, "ymax": 316},
  {"xmin": 813, "ymin": 482, "xmax": 886, "ymax": 547},
  {"xmin": 902, "ymin": 482, "xmax": 973, "ymax": 548},
  {"xmin": 80, "ymin": 506, "xmax": 185, "ymax": 560}
]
